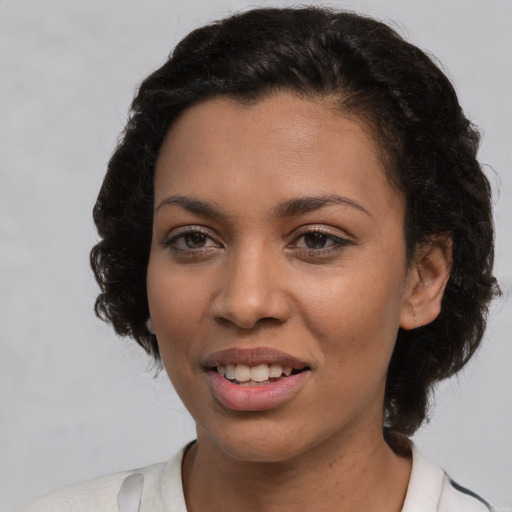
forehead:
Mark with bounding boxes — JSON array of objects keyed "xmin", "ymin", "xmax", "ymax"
[{"xmin": 154, "ymin": 92, "xmax": 403, "ymax": 219}]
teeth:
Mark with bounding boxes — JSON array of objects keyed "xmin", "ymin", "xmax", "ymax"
[
  {"xmin": 216, "ymin": 363, "xmax": 298, "ymax": 382},
  {"xmin": 234, "ymin": 364, "xmax": 251, "ymax": 382},
  {"xmin": 250, "ymin": 364, "xmax": 270, "ymax": 382},
  {"xmin": 269, "ymin": 364, "xmax": 283, "ymax": 378},
  {"xmin": 225, "ymin": 364, "xmax": 236, "ymax": 380}
]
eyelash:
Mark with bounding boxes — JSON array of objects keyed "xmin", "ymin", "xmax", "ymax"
[
  {"xmin": 163, "ymin": 226, "xmax": 219, "ymax": 253},
  {"xmin": 290, "ymin": 227, "xmax": 353, "ymax": 256},
  {"xmin": 163, "ymin": 226, "xmax": 353, "ymax": 257}
]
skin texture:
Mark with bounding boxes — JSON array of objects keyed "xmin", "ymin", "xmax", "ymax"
[{"xmin": 146, "ymin": 93, "xmax": 451, "ymax": 512}]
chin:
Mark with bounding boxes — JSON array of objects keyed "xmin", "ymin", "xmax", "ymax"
[
  {"xmin": 197, "ymin": 415, "xmax": 329, "ymax": 465},
  {"xmin": 219, "ymin": 438, "xmax": 306, "ymax": 464}
]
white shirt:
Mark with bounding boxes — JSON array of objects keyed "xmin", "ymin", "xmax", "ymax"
[{"xmin": 17, "ymin": 444, "xmax": 495, "ymax": 512}]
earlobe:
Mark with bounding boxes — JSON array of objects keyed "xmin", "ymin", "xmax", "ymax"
[
  {"xmin": 400, "ymin": 237, "xmax": 452, "ymax": 330},
  {"xmin": 145, "ymin": 317, "xmax": 156, "ymax": 335}
]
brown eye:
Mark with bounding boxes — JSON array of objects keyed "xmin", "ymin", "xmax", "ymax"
[
  {"xmin": 184, "ymin": 232, "xmax": 208, "ymax": 248},
  {"xmin": 303, "ymin": 232, "xmax": 330, "ymax": 249},
  {"xmin": 164, "ymin": 227, "xmax": 219, "ymax": 252},
  {"xmin": 291, "ymin": 228, "xmax": 352, "ymax": 255}
]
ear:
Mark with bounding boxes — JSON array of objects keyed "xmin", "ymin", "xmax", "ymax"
[
  {"xmin": 400, "ymin": 236, "xmax": 452, "ymax": 330},
  {"xmin": 145, "ymin": 317, "xmax": 156, "ymax": 335}
]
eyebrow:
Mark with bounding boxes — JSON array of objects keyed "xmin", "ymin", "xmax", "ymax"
[
  {"xmin": 273, "ymin": 194, "xmax": 372, "ymax": 218},
  {"xmin": 156, "ymin": 195, "xmax": 230, "ymax": 221},
  {"xmin": 156, "ymin": 193, "xmax": 371, "ymax": 219}
]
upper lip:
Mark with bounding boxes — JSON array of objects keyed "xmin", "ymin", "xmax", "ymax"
[{"xmin": 202, "ymin": 347, "xmax": 309, "ymax": 370}]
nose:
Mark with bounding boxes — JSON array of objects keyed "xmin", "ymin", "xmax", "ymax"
[{"xmin": 211, "ymin": 248, "xmax": 291, "ymax": 330}]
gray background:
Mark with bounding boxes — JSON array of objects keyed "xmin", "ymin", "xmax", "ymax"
[{"xmin": 1, "ymin": 0, "xmax": 511, "ymax": 510}]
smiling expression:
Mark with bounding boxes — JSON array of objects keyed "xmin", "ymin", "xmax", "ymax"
[{"xmin": 146, "ymin": 92, "xmax": 417, "ymax": 462}]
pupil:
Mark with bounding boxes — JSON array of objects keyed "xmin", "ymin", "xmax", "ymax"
[
  {"xmin": 185, "ymin": 233, "xmax": 206, "ymax": 248},
  {"xmin": 305, "ymin": 232, "xmax": 327, "ymax": 249}
]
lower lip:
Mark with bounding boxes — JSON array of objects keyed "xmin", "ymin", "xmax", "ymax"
[{"xmin": 208, "ymin": 370, "xmax": 309, "ymax": 411}]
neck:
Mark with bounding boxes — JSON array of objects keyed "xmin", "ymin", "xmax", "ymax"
[{"xmin": 182, "ymin": 426, "xmax": 411, "ymax": 512}]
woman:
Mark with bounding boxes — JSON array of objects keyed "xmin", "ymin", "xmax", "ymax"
[{"xmin": 19, "ymin": 7, "xmax": 499, "ymax": 512}]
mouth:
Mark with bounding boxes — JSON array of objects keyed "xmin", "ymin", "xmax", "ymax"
[
  {"xmin": 203, "ymin": 348, "xmax": 311, "ymax": 411},
  {"xmin": 212, "ymin": 363, "xmax": 309, "ymax": 386}
]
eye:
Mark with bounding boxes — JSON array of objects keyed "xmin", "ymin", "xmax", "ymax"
[
  {"xmin": 291, "ymin": 227, "xmax": 353, "ymax": 254},
  {"xmin": 164, "ymin": 227, "xmax": 220, "ymax": 252},
  {"xmin": 180, "ymin": 232, "xmax": 211, "ymax": 249},
  {"xmin": 300, "ymin": 231, "xmax": 337, "ymax": 249}
]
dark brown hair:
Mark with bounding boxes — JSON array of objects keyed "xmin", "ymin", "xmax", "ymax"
[{"xmin": 90, "ymin": 7, "xmax": 499, "ymax": 450}]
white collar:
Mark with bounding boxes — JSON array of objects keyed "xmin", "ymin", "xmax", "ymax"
[
  {"xmin": 159, "ymin": 442, "xmax": 447, "ymax": 512},
  {"xmin": 401, "ymin": 444, "xmax": 445, "ymax": 512}
]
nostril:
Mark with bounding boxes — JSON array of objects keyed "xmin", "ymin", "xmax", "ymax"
[
  {"xmin": 256, "ymin": 317, "xmax": 287, "ymax": 326},
  {"xmin": 213, "ymin": 315, "xmax": 285, "ymax": 331}
]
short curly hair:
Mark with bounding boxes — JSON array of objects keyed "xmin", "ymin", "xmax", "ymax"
[{"xmin": 90, "ymin": 7, "xmax": 499, "ymax": 449}]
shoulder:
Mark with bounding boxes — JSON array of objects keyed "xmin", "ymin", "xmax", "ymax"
[
  {"xmin": 15, "ymin": 461, "xmax": 168, "ymax": 512},
  {"xmin": 16, "ymin": 470, "xmax": 135, "ymax": 512},
  {"xmin": 15, "ymin": 445, "xmax": 191, "ymax": 512},
  {"xmin": 402, "ymin": 445, "xmax": 494, "ymax": 512},
  {"xmin": 438, "ymin": 474, "xmax": 495, "ymax": 512}
]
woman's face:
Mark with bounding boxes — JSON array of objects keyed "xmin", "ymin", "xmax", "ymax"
[{"xmin": 147, "ymin": 93, "xmax": 416, "ymax": 462}]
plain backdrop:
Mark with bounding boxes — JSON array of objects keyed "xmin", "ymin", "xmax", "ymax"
[{"xmin": 1, "ymin": 0, "xmax": 511, "ymax": 510}]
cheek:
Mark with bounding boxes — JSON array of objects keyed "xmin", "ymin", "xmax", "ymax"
[
  {"xmin": 146, "ymin": 259, "xmax": 209, "ymax": 364},
  {"xmin": 146, "ymin": 273, "xmax": 208, "ymax": 404},
  {"xmin": 296, "ymin": 263, "xmax": 405, "ymax": 374},
  {"xmin": 303, "ymin": 285, "xmax": 401, "ymax": 416}
]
